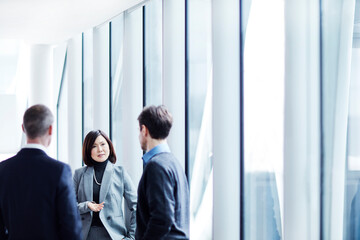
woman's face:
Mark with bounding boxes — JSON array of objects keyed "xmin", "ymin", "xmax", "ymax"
[{"xmin": 91, "ymin": 135, "xmax": 110, "ymax": 162}]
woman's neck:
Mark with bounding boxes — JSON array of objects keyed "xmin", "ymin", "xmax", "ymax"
[{"xmin": 92, "ymin": 159, "xmax": 108, "ymax": 169}]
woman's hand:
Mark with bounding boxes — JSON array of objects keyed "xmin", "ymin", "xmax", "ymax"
[{"xmin": 87, "ymin": 201, "xmax": 104, "ymax": 212}]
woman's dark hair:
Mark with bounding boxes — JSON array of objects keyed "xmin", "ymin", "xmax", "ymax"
[
  {"xmin": 82, "ymin": 130, "xmax": 116, "ymax": 166},
  {"xmin": 137, "ymin": 105, "xmax": 173, "ymax": 139}
]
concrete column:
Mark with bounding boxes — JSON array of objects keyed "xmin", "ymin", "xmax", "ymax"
[
  {"xmin": 212, "ymin": 0, "xmax": 240, "ymax": 238},
  {"xmin": 67, "ymin": 34, "xmax": 83, "ymax": 171},
  {"xmin": 93, "ymin": 24, "xmax": 110, "ymax": 134},
  {"xmin": 29, "ymin": 45, "xmax": 53, "ymax": 107},
  {"xmin": 29, "ymin": 44, "xmax": 55, "ymax": 156},
  {"xmin": 163, "ymin": 0, "xmax": 185, "ymax": 169}
]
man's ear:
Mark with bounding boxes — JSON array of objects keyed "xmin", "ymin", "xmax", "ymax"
[
  {"xmin": 141, "ymin": 125, "xmax": 148, "ymax": 136},
  {"xmin": 21, "ymin": 124, "xmax": 25, "ymax": 133},
  {"xmin": 48, "ymin": 125, "xmax": 53, "ymax": 136}
]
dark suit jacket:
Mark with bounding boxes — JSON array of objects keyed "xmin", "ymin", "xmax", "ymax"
[
  {"xmin": 136, "ymin": 152, "xmax": 189, "ymax": 240},
  {"xmin": 0, "ymin": 148, "xmax": 82, "ymax": 240}
]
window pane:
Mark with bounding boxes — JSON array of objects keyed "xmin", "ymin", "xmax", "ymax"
[
  {"xmin": 144, "ymin": 0, "xmax": 163, "ymax": 106},
  {"xmin": 187, "ymin": 0, "xmax": 213, "ymax": 239},
  {"xmin": 321, "ymin": 0, "xmax": 359, "ymax": 238},
  {"xmin": 343, "ymin": 2, "xmax": 360, "ymax": 239},
  {"xmin": 111, "ymin": 7, "xmax": 144, "ymax": 181},
  {"xmin": 347, "ymin": 48, "xmax": 360, "ymax": 239},
  {"xmin": 83, "ymin": 29, "xmax": 94, "ymax": 139},
  {"xmin": 111, "ymin": 13, "xmax": 125, "ymax": 166},
  {"xmin": 242, "ymin": 0, "xmax": 284, "ymax": 239},
  {"xmin": 58, "ymin": 59, "xmax": 69, "ymax": 164}
]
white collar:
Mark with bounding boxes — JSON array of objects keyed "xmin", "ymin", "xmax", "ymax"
[{"xmin": 23, "ymin": 143, "xmax": 48, "ymax": 153}]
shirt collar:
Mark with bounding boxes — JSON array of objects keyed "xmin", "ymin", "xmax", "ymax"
[
  {"xmin": 142, "ymin": 143, "xmax": 170, "ymax": 165},
  {"xmin": 23, "ymin": 143, "xmax": 48, "ymax": 154}
]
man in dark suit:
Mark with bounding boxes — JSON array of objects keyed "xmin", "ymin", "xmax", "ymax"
[
  {"xmin": 136, "ymin": 105, "xmax": 189, "ymax": 240},
  {"xmin": 0, "ymin": 104, "xmax": 82, "ymax": 240}
]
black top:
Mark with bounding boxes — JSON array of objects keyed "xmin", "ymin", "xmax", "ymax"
[
  {"xmin": 136, "ymin": 152, "xmax": 190, "ymax": 239},
  {"xmin": 91, "ymin": 159, "xmax": 108, "ymax": 227}
]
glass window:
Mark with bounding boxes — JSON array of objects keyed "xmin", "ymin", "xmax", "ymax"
[
  {"xmin": 83, "ymin": 29, "xmax": 94, "ymax": 139},
  {"xmin": 339, "ymin": 2, "xmax": 360, "ymax": 239},
  {"xmin": 347, "ymin": 38, "xmax": 360, "ymax": 239},
  {"xmin": 242, "ymin": 0, "xmax": 285, "ymax": 239},
  {"xmin": 109, "ymin": 9, "xmax": 144, "ymax": 229},
  {"xmin": 144, "ymin": 0, "xmax": 163, "ymax": 106},
  {"xmin": 110, "ymin": 13, "xmax": 125, "ymax": 166},
  {"xmin": 321, "ymin": 0, "xmax": 359, "ymax": 239},
  {"xmin": 57, "ymin": 56, "xmax": 69, "ymax": 164},
  {"xmin": 110, "ymin": 7, "xmax": 144, "ymax": 183},
  {"xmin": 187, "ymin": 0, "xmax": 213, "ymax": 239}
]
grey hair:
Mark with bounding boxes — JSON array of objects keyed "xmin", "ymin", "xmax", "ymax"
[{"xmin": 23, "ymin": 104, "xmax": 54, "ymax": 139}]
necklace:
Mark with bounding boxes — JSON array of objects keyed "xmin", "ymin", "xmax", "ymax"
[{"xmin": 93, "ymin": 173, "xmax": 101, "ymax": 186}]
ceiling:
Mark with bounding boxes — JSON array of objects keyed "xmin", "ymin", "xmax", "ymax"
[
  {"xmin": 0, "ymin": 0, "xmax": 145, "ymax": 44},
  {"xmin": 0, "ymin": 0, "xmax": 145, "ymax": 157}
]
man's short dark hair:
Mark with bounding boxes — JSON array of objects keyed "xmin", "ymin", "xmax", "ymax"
[
  {"xmin": 23, "ymin": 104, "xmax": 54, "ymax": 139},
  {"xmin": 137, "ymin": 105, "xmax": 173, "ymax": 140}
]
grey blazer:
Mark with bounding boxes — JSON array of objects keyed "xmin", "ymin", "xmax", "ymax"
[{"xmin": 73, "ymin": 161, "xmax": 137, "ymax": 240}]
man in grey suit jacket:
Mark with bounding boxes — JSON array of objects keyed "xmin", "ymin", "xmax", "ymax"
[
  {"xmin": 0, "ymin": 104, "xmax": 82, "ymax": 240},
  {"xmin": 136, "ymin": 105, "xmax": 189, "ymax": 240}
]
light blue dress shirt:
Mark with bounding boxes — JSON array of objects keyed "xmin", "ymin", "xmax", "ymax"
[{"xmin": 142, "ymin": 143, "xmax": 171, "ymax": 165}]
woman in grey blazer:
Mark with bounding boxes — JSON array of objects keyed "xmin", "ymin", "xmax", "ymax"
[{"xmin": 73, "ymin": 130, "xmax": 137, "ymax": 240}]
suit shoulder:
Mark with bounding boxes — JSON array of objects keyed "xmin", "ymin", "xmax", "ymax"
[
  {"xmin": 144, "ymin": 159, "xmax": 171, "ymax": 176},
  {"xmin": 74, "ymin": 166, "xmax": 87, "ymax": 175},
  {"xmin": 145, "ymin": 159, "xmax": 163, "ymax": 169},
  {"xmin": 150, "ymin": 153, "xmax": 179, "ymax": 168},
  {"xmin": 0, "ymin": 157, "xmax": 12, "ymax": 167},
  {"xmin": 114, "ymin": 164, "xmax": 124, "ymax": 171},
  {"xmin": 20, "ymin": 153, "xmax": 69, "ymax": 173},
  {"xmin": 0, "ymin": 153, "xmax": 20, "ymax": 167},
  {"xmin": 114, "ymin": 165, "xmax": 130, "ymax": 179},
  {"xmin": 44, "ymin": 156, "xmax": 70, "ymax": 170},
  {"xmin": 147, "ymin": 153, "xmax": 185, "ymax": 178},
  {"xmin": 152, "ymin": 152, "xmax": 177, "ymax": 162},
  {"xmin": 0, "ymin": 158, "xmax": 11, "ymax": 172}
]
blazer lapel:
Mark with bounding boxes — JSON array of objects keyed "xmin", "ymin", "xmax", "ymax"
[
  {"xmin": 83, "ymin": 167, "xmax": 94, "ymax": 201},
  {"xmin": 99, "ymin": 161, "xmax": 113, "ymax": 203}
]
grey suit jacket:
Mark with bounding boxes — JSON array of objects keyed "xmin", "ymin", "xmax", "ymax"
[{"xmin": 73, "ymin": 161, "xmax": 137, "ymax": 240}]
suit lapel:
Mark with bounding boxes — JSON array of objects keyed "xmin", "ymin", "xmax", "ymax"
[
  {"xmin": 99, "ymin": 161, "xmax": 113, "ymax": 203},
  {"xmin": 83, "ymin": 167, "xmax": 94, "ymax": 201}
]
